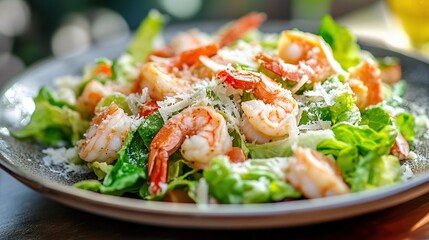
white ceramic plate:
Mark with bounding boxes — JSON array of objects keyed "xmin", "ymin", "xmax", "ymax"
[{"xmin": 1, "ymin": 20, "xmax": 429, "ymax": 229}]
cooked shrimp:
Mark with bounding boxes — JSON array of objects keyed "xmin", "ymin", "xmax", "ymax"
[
  {"xmin": 170, "ymin": 43, "xmax": 219, "ymax": 70},
  {"xmin": 217, "ymin": 68, "xmax": 298, "ymax": 143},
  {"xmin": 148, "ymin": 106, "xmax": 232, "ymax": 194},
  {"xmin": 348, "ymin": 57, "xmax": 384, "ymax": 110},
  {"xmin": 76, "ymin": 80, "xmax": 112, "ymax": 117},
  {"xmin": 169, "ymin": 29, "xmax": 212, "ymax": 54},
  {"xmin": 136, "ymin": 62, "xmax": 191, "ymax": 101},
  {"xmin": 218, "ymin": 12, "xmax": 266, "ymax": 47},
  {"xmin": 286, "ymin": 147, "xmax": 350, "ymax": 198},
  {"xmin": 261, "ymin": 31, "xmax": 345, "ymax": 83},
  {"xmin": 391, "ymin": 132, "xmax": 409, "ymax": 160},
  {"xmin": 76, "ymin": 80, "xmax": 132, "ymax": 117},
  {"xmin": 78, "ymin": 104, "xmax": 132, "ymax": 164}
]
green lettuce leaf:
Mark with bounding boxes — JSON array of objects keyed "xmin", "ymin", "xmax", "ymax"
[
  {"xmin": 317, "ymin": 122, "xmax": 400, "ymax": 192},
  {"xmin": 318, "ymin": 15, "xmax": 362, "ymax": 70},
  {"xmin": 99, "ymin": 129, "xmax": 148, "ymax": 195},
  {"xmin": 137, "ymin": 112, "xmax": 164, "ymax": 149},
  {"xmin": 203, "ymin": 156, "xmax": 301, "ymax": 203},
  {"xmin": 127, "ymin": 9, "xmax": 165, "ymax": 63},
  {"xmin": 247, "ymin": 130, "xmax": 334, "ymax": 159},
  {"xmin": 361, "ymin": 107, "xmax": 392, "ymax": 132},
  {"xmin": 395, "ymin": 112, "xmax": 416, "ymax": 143},
  {"xmin": 96, "ymin": 93, "xmax": 132, "ymax": 115},
  {"xmin": 382, "ymin": 80, "xmax": 406, "ymax": 107},
  {"xmin": 299, "ymin": 77, "xmax": 360, "ymax": 126},
  {"xmin": 12, "ymin": 87, "xmax": 88, "ymax": 146},
  {"xmin": 88, "ymin": 162, "xmax": 114, "ymax": 180},
  {"xmin": 331, "ymin": 92, "xmax": 361, "ymax": 125},
  {"xmin": 73, "ymin": 180, "xmax": 102, "ymax": 192}
]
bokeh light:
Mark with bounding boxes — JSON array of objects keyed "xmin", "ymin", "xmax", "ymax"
[
  {"xmin": 160, "ymin": 0, "xmax": 203, "ymax": 19},
  {"xmin": 51, "ymin": 25, "xmax": 91, "ymax": 57},
  {"xmin": 0, "ymin": 0, "xmax": 30, "ymax": 37}
]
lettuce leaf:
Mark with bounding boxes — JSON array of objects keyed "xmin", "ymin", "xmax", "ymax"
[
  {"xmin": 383, "ymin": 80, "xmax": 406, "ymax": 107},
  {"xmin": 12, "ymin": 87, "xmax": 88, "ymax": 146},
  {"xmin": 299, "ymin": 77, "xmax": 360, "ymax": 126},
  {"xmin": 203, "ymin": 156, "xmax": 300, "ymax": 203},
  {"xmin": 318, "ymin": 15, "xmax": 362, "ymax": 70},
  {"xmin": 99, "ymin": 129, "xmax": 148, "ymax": 195},
  {"xmin": 96, "ymin": 93, "xmax": 132, "ymax": 115},
  {"xmin": 127, "ymin": 9, "xmax": 165, "ymax": 63},
  {"xmin": 395, "ymin": 112, "xmax": 416, "ymax": 143},
  {"xmin": 360, "ymin": 107, "xmax": 392, "ymax": 132},
  {"xmin": 88, "ymin": 162, "xmax": 114, "ymax": 180},
  {"xmin": 317, "ymin": 122, "xmax": 400, "ymax": 192},
  {"xmin": 137, "ymin": 112, "xmax": 164, "ymax": 149},
  {"xmin": 247, "ymin": 130, "xmax": 334, "ymax": 159}
]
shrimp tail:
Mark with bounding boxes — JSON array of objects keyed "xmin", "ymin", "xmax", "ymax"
[
  {"xmin": 148, "ymin": 123, "xmax": 185, "ymax": 194},
  {"xmin": 217, "ymin": 68, "xmax": 259, "ymax": 90},
  {"xmin": 148, "ymin": 149, "xmax": 169, "ymax": 194},
  {"xmin": 219, "ymin": 12, "xmax": 267, "ymax": 47}
]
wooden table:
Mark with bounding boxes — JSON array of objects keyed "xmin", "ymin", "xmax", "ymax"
[{"xmin": 1, "ymin": 168, "xmax": 428, "ymax": 239}]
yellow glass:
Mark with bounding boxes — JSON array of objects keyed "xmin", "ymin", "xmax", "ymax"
[{"xmin": 387, "ymin": 0, "xmax": 429, "ymax": 49}]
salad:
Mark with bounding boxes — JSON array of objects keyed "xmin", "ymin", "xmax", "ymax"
[{"xmin": 12, "ymin": 10, "xmax": 426, "ymax": 204}]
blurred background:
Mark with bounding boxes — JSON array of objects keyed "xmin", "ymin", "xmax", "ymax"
[{"xmin": 2, "ymin": 0, "xmax": 427, "ymax": 86}]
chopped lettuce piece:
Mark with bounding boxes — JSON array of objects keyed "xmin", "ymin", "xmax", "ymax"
[
  {"xmin": 247, "ymin": 130, "xmax": 334, "ymax": 159},
  {"xmin": 299, "ymin": 77, "xmax": 360, "ymax": 126},
  {"xmin": 138, "ymin": 112, "xmax": 164, "ymax": 149},
  {"xmin": 318, "ymin": 15, "xmax": 362, "ymax": 70},
  {"xmin": 12, "ymin": 87, "xmax": 88, "ymax": 146},
  {"xmin": 361, "ymin": 107, "xmax": 392, "ymax": 132},
  {"xmin": 395, "ymin": 112, "xmax": 416, "ymax": 143},
  {"xmin": 127, "ymin": 9, "xmax": 165, "ymax": 63},
  {"xmin": 97, "ymin": 93, "xmax": 132, "ymax": 115},
  {"xmin": 88, "ymin": 162, "xmax": 114, "ymax": 180},
  {"xmin": 317, "ymin": 122, "xmax": 400, "ymax": 191},
  {"xmin": 203, "ymin": 156, "xmax": 301, "ymax": 203},
  {"xmin": 110, "ymin": 54, "xmax": 140, "ymax": 84},
  {"xmin": 331, "ymin": 92, "xmax": 361, "ymax": 125},
  {"xmin": 73, "ymin": 180, "xmax": 102, "ymax": 192},
  {"xmin": 383, "ymin": 80, "xmax": 407, "ymax": 108},
  {"xmin": 99, "ymin": 129, "xmax": 148, "ymax": 195},
  {"xmin": 230, "ymin": 126, "xmax": 250, "ymax": 157}
]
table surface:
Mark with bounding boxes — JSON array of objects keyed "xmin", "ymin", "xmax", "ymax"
[{"xmin": 1, "ymin": 167, "xmax": 429, "ymax": 239}]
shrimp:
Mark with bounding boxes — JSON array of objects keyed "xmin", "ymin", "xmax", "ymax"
[
  {"xmin": 148, "ymin": 11, "xmax": 266, "ymax": 66},
  {"xmin": 170, "ymin": 43, "xmax": 219, "ymax": 70},
  {"xmin": 218, "ymin": 12, "xmax": 267, "ymax": 47},
  {"xmin": 217, "ymin": 68, "xmax": 298, "ymax": 144},
  {"xmin": 139, "ymin": 43, "xmax": 220, "ymax": 100},
  {"xmin": 76, "ymin": 80, "xmax": 132, "ymax": 117},
  {"xmin": 136, "ymin": 62, "xmax": 191, "ymax": 101},
  {"xmin": 286, "ymin": 147, "xmax": 350, "ymax": 198},
  {"xmin": 391, "ymin": 132, "xmax": 410, "ymax": 160},
  {"xmin": 169, "ymin": 29, "xmax": 212, "ymax": 54},
  {"xmin": 260, "ymin": 31, "xmax": 345, "ymax": 83},
  {"xmin": 148, "ymin": 106, "xmax": 232, "ymax": 194},
  {"xmin": 76, "ymin": 80, "xmax": 112, "ymax": 117},
  {"xmin": 78, "ymin": 104, "xmax": 132, "ymax": 164},
  {"xmin": 348, "ymin": 57, "xmax": 384, "ymax": 110}
]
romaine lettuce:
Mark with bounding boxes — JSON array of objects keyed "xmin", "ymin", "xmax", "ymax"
[
  {"xmin": 12, "ymin": 87, "xmax": 88, "ymax": 146},
  {"xmin": 203, "ymin": 156, "xmax": 301, "ymax": 203},
  {"xmin": 247, "ymin": 130, "xmax": 334, "ymax": 159},
  {"xmin": 99, "ymin": 130, "xmax": 148, "ymax": 195},
  {"xmin": 299, "ymin": 77, "xmax": 360, "ymax": 126},
  {"xmin": 127, "ymin": 9, "xmax": 165, "ymax": 63},
  {"xmin": 317, "ymin": 121, "xmax": 400, "ymax": 192},
  {"xmin": 318, "ymin": 15, "xmax": 362, "ymax": 70}
]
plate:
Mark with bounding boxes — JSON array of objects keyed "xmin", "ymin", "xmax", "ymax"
[{"xmin": 1, "ymin": 20, "xmax": 429, "ymax": 229}]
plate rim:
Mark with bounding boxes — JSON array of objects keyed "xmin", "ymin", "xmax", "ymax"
[{"xmin": 1, "ymin": 19, "xmax": 429, "ymax": 228}]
